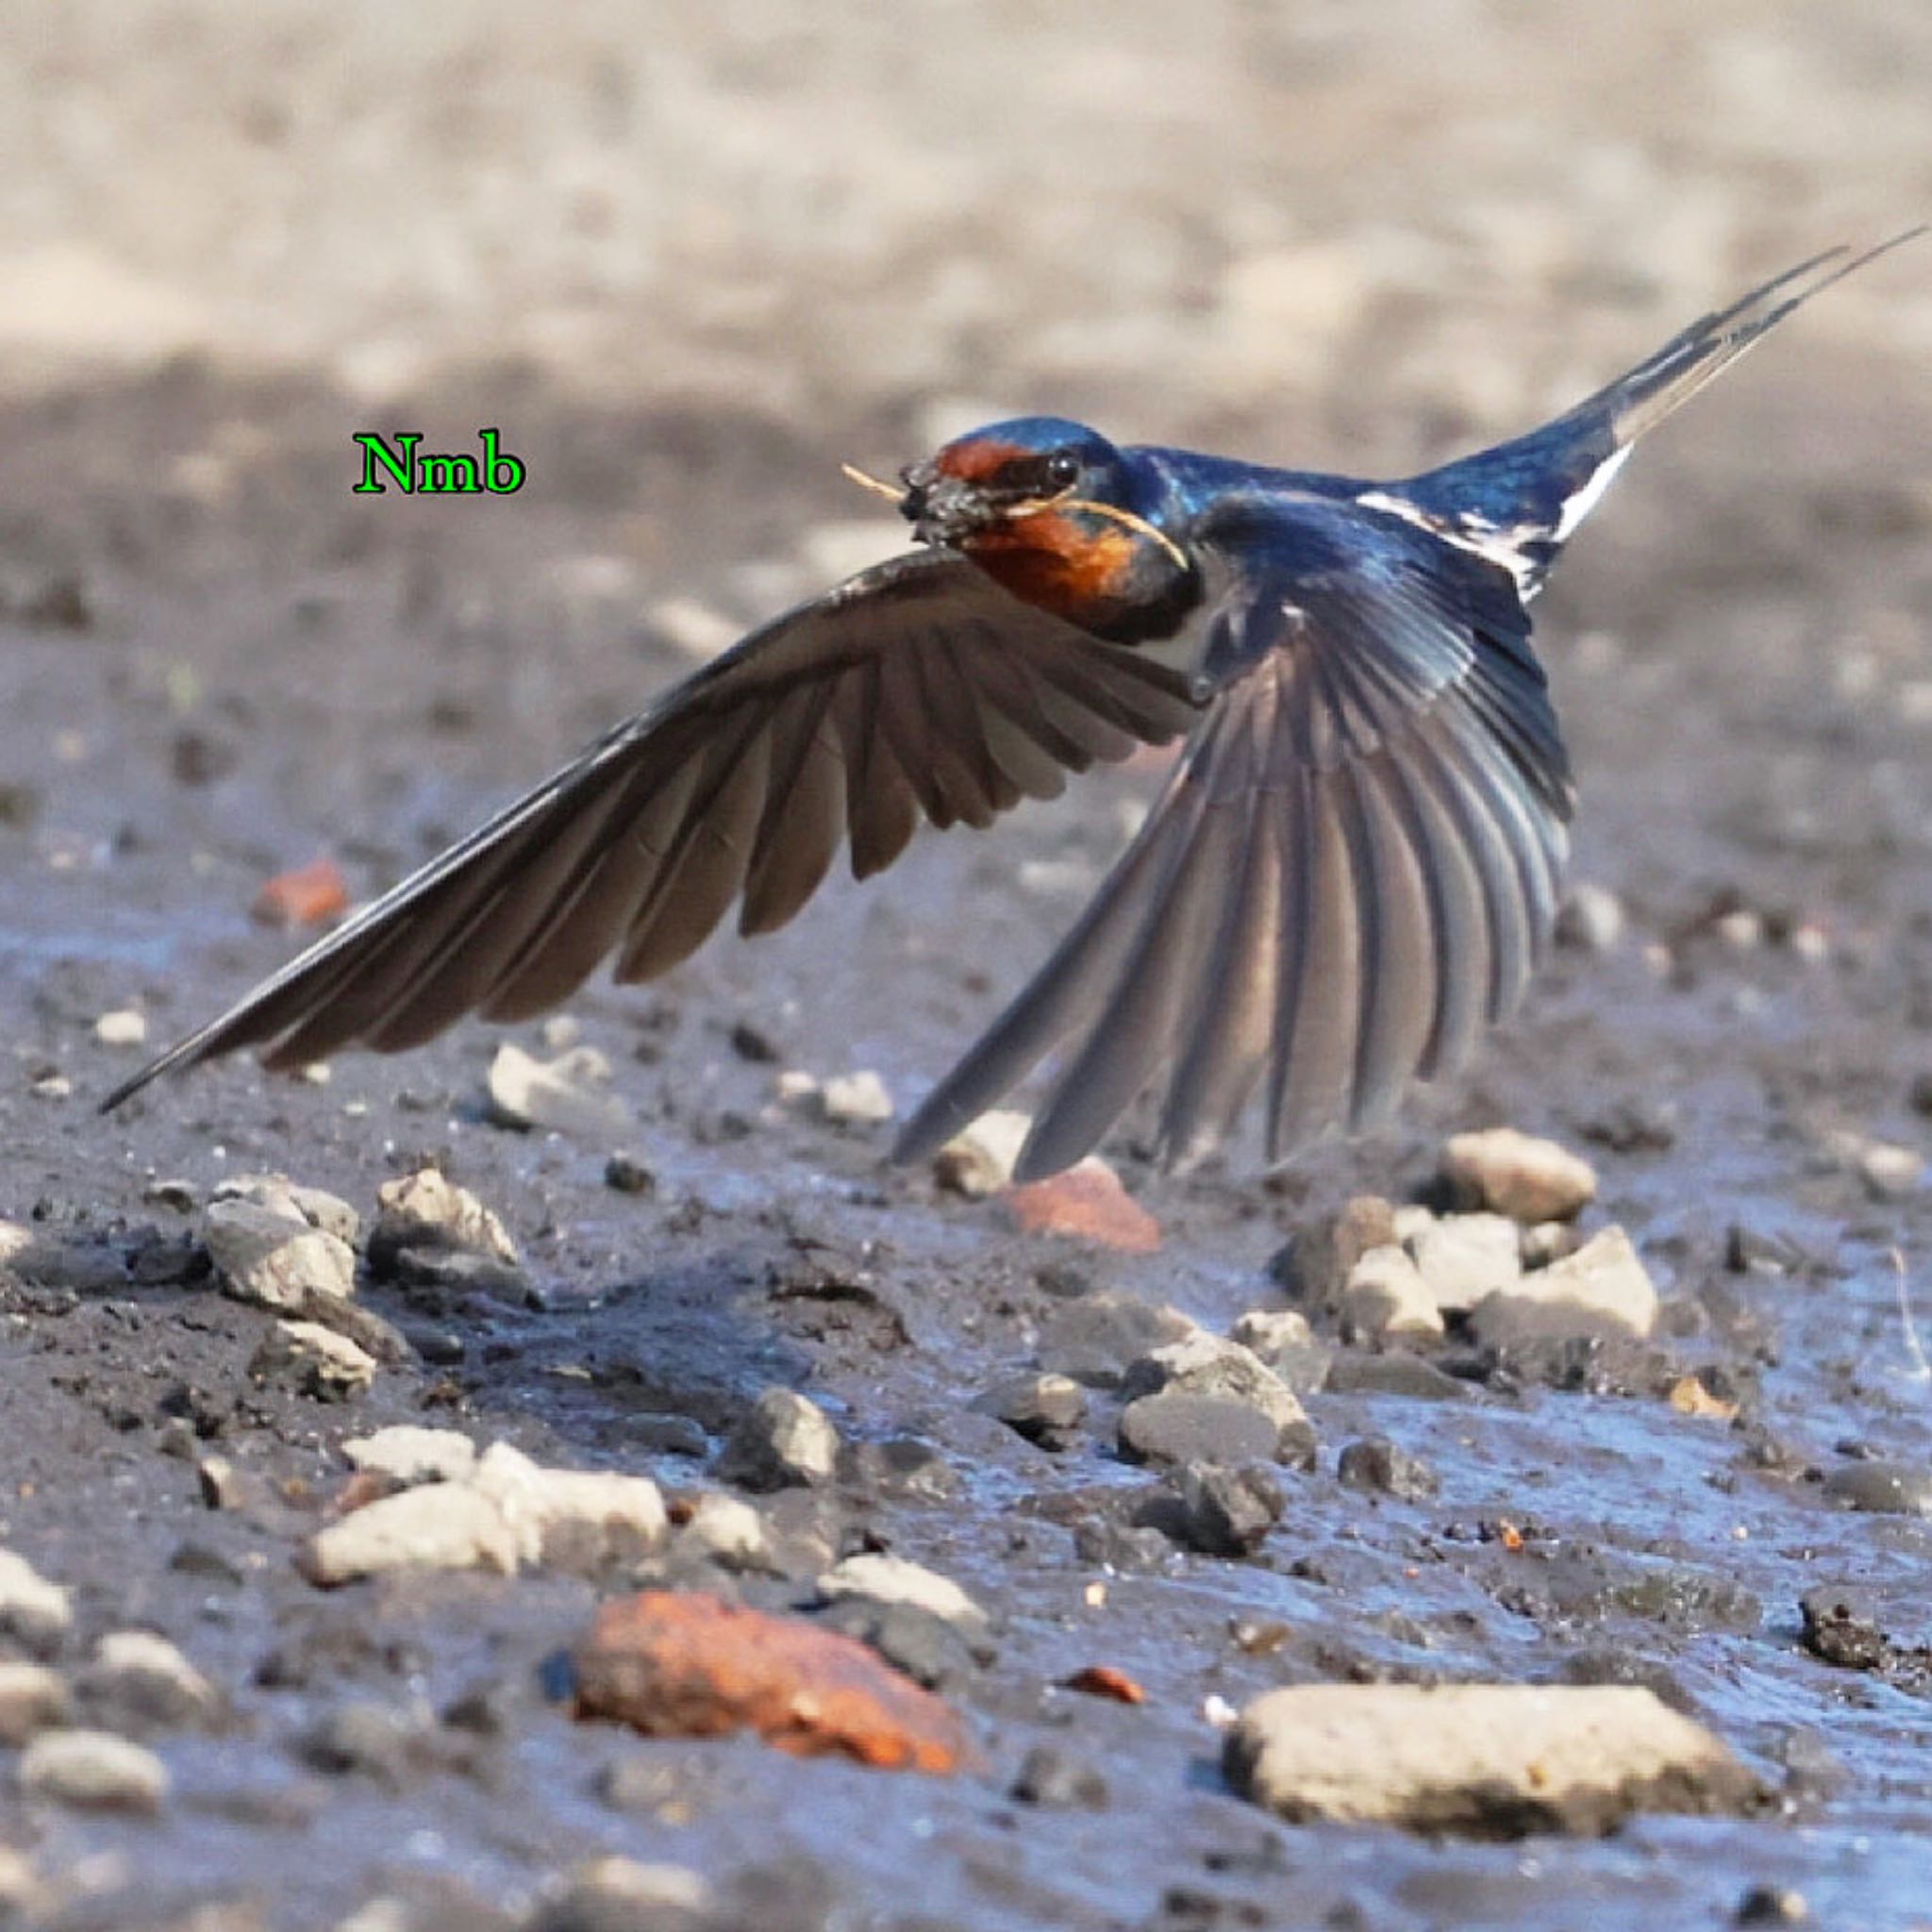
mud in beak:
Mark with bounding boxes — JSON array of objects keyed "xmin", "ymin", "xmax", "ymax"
[{"xmin": 898, "ymin": 463, "xmax": 995, "ymax": 546}]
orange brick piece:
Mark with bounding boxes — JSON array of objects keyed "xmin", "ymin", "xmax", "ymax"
[
  {"xmin": 1007, "ymin": 1164, "xmax": 1162, "ymax": 1254},
  {"xmin": 1064, "ymin": 1664, "xmax": 1147, "ymax": 1705},
  {"xmin": 252, "ymin": 856, "xmax": 351, "ymax": 927},
  {"xmin": 573, "ymin": 1591, "xmax": 968, "ymax": 1774}
]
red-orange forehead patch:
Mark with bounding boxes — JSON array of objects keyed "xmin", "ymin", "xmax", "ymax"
[{"xmin": 931, "ymin": 437, "xmax": 1029, "ymax": 483}]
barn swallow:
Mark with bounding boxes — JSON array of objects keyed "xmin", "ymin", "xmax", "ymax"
[{"xmin": 104, "ymin": 231, "xmax": 1924, "ymax": 1179}]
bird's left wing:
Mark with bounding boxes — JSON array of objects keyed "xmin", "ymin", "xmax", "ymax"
[{"xmin": 895, "ymin": 492, "xmax": 1574, "ymax": 1179}]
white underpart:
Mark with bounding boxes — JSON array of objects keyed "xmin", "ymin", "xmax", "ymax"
[{"xmin": 1553, "ymin": 445, "xmax": 1632, "ymax": 541}]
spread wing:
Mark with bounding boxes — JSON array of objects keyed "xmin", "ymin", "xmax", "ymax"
[
  {"xmin": 895, "ymin": 493, "xmax": 1574, "ymax": 1178},
  {"xmin": 103, "ymin": 548, "xmax": 1200, "ymax": 1109}
]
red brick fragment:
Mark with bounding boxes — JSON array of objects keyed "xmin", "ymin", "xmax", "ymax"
[
  {"xmin": 252, "ymin": 856, "xmax": 351, "ymax": 927},
  {"xmin": 1064, "ymin": 1664, "xmax": 1147, "ymax": 1705},
  {"xmin": 1006, "ymin": 1163, "xmax": 1161, "ymax": 1254},
  {"xmin": 573, "ymin": 1591, "xmax": 967, "ymax": 1774}
]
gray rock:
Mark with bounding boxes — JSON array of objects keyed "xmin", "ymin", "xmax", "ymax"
[
  {"xmin": 603, "ymin": 1151, "xmax": 658, "ymax": 1195},
  {"xmin": 1119, "ymin": 1330, "xmax": 1307, "ymax": 1436},
  {"xmin": 301, "ymin": 1699, "xmax": 433, "ymax": 1787},
  {"xmin": 0, "ymin": 1662, "xmax": 69, "ymax": 1745},
  {"xmin": 1324, "ymin": 1351, "xmax": 1472, "ymax": 1402},
  {"xmin": 1799, "ymin": 1586, "xmax": 1890, "ymax": 1670},
  {"xmin": 18, "ymin": 1728, "xmax": 169, "ymax": 1811},
  {"xmin": 249, "ymin": 1319, "xmax": 377, "ymax": 1400},
  {"xmin": 1038, "ymin": 1292, "xmax": 1197, "ymax": 1388},
  {"xmin": 1337, "ymin": 1437, "xmax": 1440, "ymax": 1502},
  {"xmin": 0, "ymin": 1550, "xmax": 72, "ymax": 1657},
  {"xmin": 1119, "ymin": 1391, "xmax": 1284, "ymax": 1468},
  {"xmin": 1269, "ymin": 1195, "xmax": 1398, "ymax": 1310},
  {"xmin": 1073, "ymin": 1518, "xmax": 1177, "ymax": 1574},
  {"xmin": 1011, "ymin": 1743, "xmax": 1108, "ymax": 1807},
  {"xmin": 1821, "ymin": 1459, "xmax": 1932, "ymax": 1516},
  {"xmin": 814, "ymin": 1595, "xmax": 985, "ymax": 1692},
  {"xmin": 1341, "ymin": 1245, "xmax": 1444, "ymax": 1345},
  {"xmin": 1439, "ymin": 1129, "xmax": 1598, "ymax": 1224},
  {"xmin": 1164, "ymin": 1462, "xmax": 1285, "ymax": 1557},
  {"xmin": 715, "ymin": 1388, "xmax": 841, "ymax": 1491},
  {"xmin": 487, "ymin": 1041, "xmax": 634, "ymax": 1140},
  {"xmin": 975, "ymin": 1370, "xmax": 1086, "ymax": 1449},
  {"xmin": 1225, "ymin": 1684, "xmax": 1760, "ymax": 1833},
  {"xmin": 1469, "ymin": 1226, "xmax": 1659, "ymax": 1347},
  {"xmin": 204, "ymin": 1197, "xmax": 357, "ymax": 1313}
]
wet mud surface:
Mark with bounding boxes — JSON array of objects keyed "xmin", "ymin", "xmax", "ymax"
[{"xmin": 5, "ymin": 7, "xmax": 1932, "ymax": 1927}]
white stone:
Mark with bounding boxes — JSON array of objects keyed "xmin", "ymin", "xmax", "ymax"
[
  {"xmin": 1121, "ymin": 1330, "xmax": 1307, "ymax": 1434},
  {"xmin": 817, "ymin": 1553, "xmax": 989, "ymax": 1634},
  {"xmin": 205, "ymin": 1198, "xmax": 357, "ymax": 1311},
  {"xmin": 253, "ymin": 1320, "xmax": 377, "ymax": 1399},
  {"xmin": 1341, "ymin": 1245, "xmax": 1444, "ymax": 1343},
  {"xmin": 1226, "ymin": 1684, "xmax": 1752, "ymax": 1831},
  {"xmin": 18, "ymin": 1729, "xmax": 169, "ymax": 1812},
  {"xmin": 487, "ymin": 1041, "xmax": 633, "ymax": 1139},
  {"xmin": 92, "ymin": 1008, "xmax": 148, "ymax": 1047},
  {"xmin": 1440, "ymin": 1128, "xmax": 1598, "ymax": 1223},
  {"xmin": 677, "ymin": 1493, "xmax": 774, "ymax": 1570},
  {"xmin": 373, "ymin": 1168, "xmax": 519, "ymax": 1265},
  {"xmin": 1407, "ymin": 1212, "xmax": 1523, "ymax": 1312},
  {"xmin": 212, "ymin": 1173, "xmax": 360, "ymax": 1244},
  {"xmin": 820, "ymin": 1069, "xmax": 894, "ymax": 1124},
  {"xmin": 0, "ymin": 1551, "xmax": 72, "ymax": 1654},
  {"xmin": 343, "ymin": 1426, "xmax": 479, "ymax": 1486},
  {"xmin": 299, "ymin": 1482, "xmax": 523, "ymax": 1587},
  {"xmin": 87, "ymin": 1631, "xmax": 218, "ymax": 1723},
  {"xmin": 0, "ymin": 1661, "xmax": 68, "ymax": 1745},
  {"xmin": 1470, "ymin": 1225, "xmax": 1659, "ymax": 1343},
  {"xmin": 931, "ymin": 1108, "xmax": 1033, "ymax": 1197}
]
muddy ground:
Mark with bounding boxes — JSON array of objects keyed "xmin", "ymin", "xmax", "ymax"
[{"xmin": 3, "ymin": 4, "xmax": 1932, "ymax": 1927}]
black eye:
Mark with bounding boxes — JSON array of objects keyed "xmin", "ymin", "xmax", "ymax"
[{"xmin": 1046, "ymin": 452, "xmax": 1080, "ymax": 488}]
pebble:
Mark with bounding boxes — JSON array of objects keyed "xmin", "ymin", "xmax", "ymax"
[
  {"xmin": 1406, "ymin": 1212, "xmax": 1522, "ymax": 1312},
  {"xmin": 249, "ymin": 1319, "xmax": 378, "ymax": 1400},
  {"xmin": 1038, "ymin": 1292, "xmax": 1197, "ymax": 1388},
  {"xmin": 603, "ymin": 1151, "xmax": 658, "ymax": 1196},
  {"xmin": 1228, "ymin": 1307, "xmax": 1333, "ymax": 1393},
  {"xmin": 0, "ymin": 1550, "xmax": 73, "ymax": 1657},
  {"xmin": 1439, "ymin": 1128, "xmax": 1598, "ymax": 1223},
  {"xmin": 0, "ymin": 1662, "xmax": 69, "ymax": 1745},
  {"xmin": 1337, "ymin": 1437, "xmax": 1440, "ymax": 1502},
  {"xmin": 1165, "ymin": 1462, "xmax": 1285, "ymax": 1557},
  {"xmin": 204, "ymin": 1197, "xmax": 357, "ymax": 1313},
  {"xmin": 299, "ymin": 1441, "xmax": 665, "ymax": 1585},
  {"xmin": 301, "ymin": 1699, "xmax": 432, "ymax": 1786},
  {"xmin": 1798, "ymin": 1586, "xmax": 1890, "ymax": 1671},
  {"xmin": 1119, "ymin": 1391, "xmax": 1285, "ymax": 1469},
  {"xmin": 1224, "ymin": 1684, "xmax": 1758, "ymax": 1834},
  {"xmin": 18, "ymin": 1728, "xmax": 170, "ymax": 1812},
  {"xmin": 526, "ymin": 1857, "xmax": 715, "ymax": 1932},
  {"xmin": 1268, "ymin": 1195, "xmax": 1397, "ymax": 1309},
  {"xmin": 974, "ymin": 1370, "xmax": 1086, "ymax": 1450},
  {"xmin": 1119, "ymin": 1330, "xmax": 1309, "ymax": 1441},
  {"xmin": 819, "ymin": 1069, "xmax": 894, "ymax": 1124},
  {"xmin": 487, "ymin": 1041, "xmax": 633, "ymax": 1140},
  {"xmin": 79, "ymin": 1631, "xmax": 219, "ymax": 1731},
  {"xmin": 675, "ymin": 1494, "xmax": 774, "ymax": 1572},
  {"xmin": 343, "ymin": 1425, "xmax": 479, "ymax": 1486},
  {"xmin": 715, "ymin": 1388, "xmax": 841, "ymax": 1491},
  {"xmin": 817, "ymin": 1554, "xmax": 989, "ymax": 1636},
  {"xmin": 1820, "ymin": 1458, "xmax": 1932, "ymax": 1516},
  {"xmin": 1735, "ymin": 1885, "xmax": 1810, "ymax": 1926},
  {"xmin": 367, "ymin": 1168, "xmax": 520, "ymax": 1279},
  {"xmin": 1341, "ymin": 1245, "xmax": 1444, "ymax": 1344},
  {"xmin": 1323, "ymin": 1352, "xmax": 1471, "ymax": 1403},
  {"xmin": 212, "ymin": 1172, "xmax": 360, "ymax": 1244},
  {"xmin": 92, "ymin": 1008, "xmax": 148, "ymax": 1046},
  {"xmin": 815, "ymin": 1596, "xmax": 982, "ymax": 1693},
  {"xmin": 931, "ymin": 1108, "xmax": 1033, "ymax": 1196},
  {"xmin": 1010, "ymin": 1743, "xmax": 1108, "ymax": 1808},
  {"xmin": 1468, "ymin": 1225, "xmax": 1659, "ymax": 1346},
  {"xmin": 1555, "ymin": 882, "xmax": 1626, "ymax": 952}
]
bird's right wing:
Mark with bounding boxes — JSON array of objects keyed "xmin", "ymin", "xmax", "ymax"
[
  {"xmin": 103, "ymin": 548, "xmax": 1200, "ymax": 1109},
  {"xmin": 894, "ymin": 492, "xmax": 1575, "ymax": 1179}
]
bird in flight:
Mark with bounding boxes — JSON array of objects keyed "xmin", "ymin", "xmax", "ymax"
[{"xmin": 105, "ymin": 232, "xmax": 1924, "ymax": 1180}]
